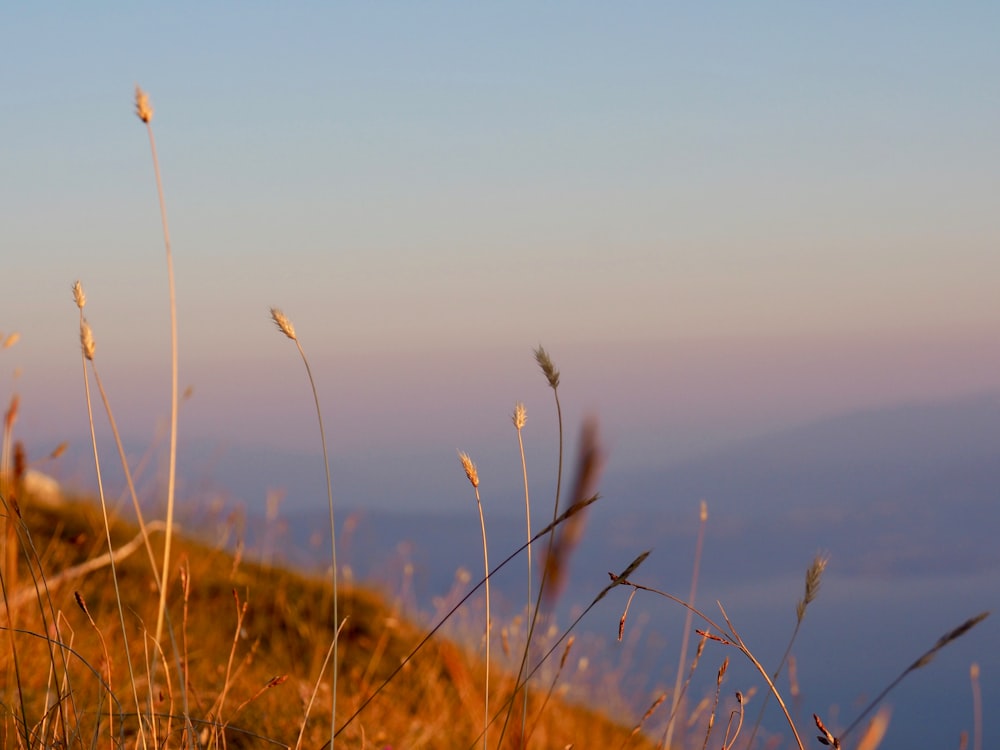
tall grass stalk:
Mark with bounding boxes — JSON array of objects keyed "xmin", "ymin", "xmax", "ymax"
[
  {"xmin": 134, "ymin": 86, "xmax": 181, "ymax": 656},
  {"xmin": 501, "ymin": 347, "xmax": 563, "ymax": 746},
  {"xmin": 838, "ymin": 611, "xmax": 990, "ymax": 743},
  {"xmin": 512, "ymin": 401, "xmax": 532, "ymax": 740},
  {"xmin": 745, "ymin": 552, "xmax": 828, "ymax": 749},
  {"xmin": 74, "ymin": 284, "xmax": 162, "ymax": 585},
  {"xmin": 74, "ymin": 287, "xmax": 147, "ymax": 747},
  {"xmin": 270, "ymin": 307, "xmax": 339, "ymax": 749},
  {"xmin": 458, "ymin": 451, "xmax": 490, "ymax": 750},
  {"xmin": 661, "ymin": 499, "xmax": 708, "ymax": 750}
]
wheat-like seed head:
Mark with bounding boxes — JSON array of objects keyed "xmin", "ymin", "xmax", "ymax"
[
  {"xmin": 512, "ymin": 402, "xmax": 527, "ymax": 430},
  {"xmin": 134, "ymin": 85, "xmax": 153, "ymax": 123},
  {"xmin": 80, "ymin": 320, "xmax": 96, "ymax": 361},
  {"xmin": 559, "ymin": 635, "xmax": 575, "ymax": 669},
  {"xmin": 2, "ymin": 333, "xmax": 19, "ymax": 350},
  {"xmin": 533, "ymin": 346, "xmax": 560, "ymax": 389},
  {"xmin": 797, "ymin": 552, "xmax": 830, "ymax": 621},
  {"xmin": 72, "ymin": 280, "xmax": 86, "ymax": 310},
  {"xmin": 74, "ymin": 591, "xmax": 91, "ymax": 617},
  {"xmin": 458, "ymin": 451, "xmax": 480, "ymax": 488},
  {"xmin": 716, "ymin": 657, "xmax": 730, "ymax": 685},
  {"xmin": 270, "ymin": 308, "xmax": 297, "ymax": 341}
]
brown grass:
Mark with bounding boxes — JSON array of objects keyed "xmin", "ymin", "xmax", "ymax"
[{"xmin": 0, "ymin": 495, "xmax": 658, "ymax": 749}]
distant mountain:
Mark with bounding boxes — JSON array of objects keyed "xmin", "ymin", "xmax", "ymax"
[
  {"xmin": 40, "ymin": 394, "xmax": 1000, "ymax": 590},
  {"xmin": 594, "ymin": 393, "xmax": 1000, "ymax": 583}
]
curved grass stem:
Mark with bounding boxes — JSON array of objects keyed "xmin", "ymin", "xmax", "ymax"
[{"xmin": 270, "ymin": 308, "xmax": 339, "ymax": 749}]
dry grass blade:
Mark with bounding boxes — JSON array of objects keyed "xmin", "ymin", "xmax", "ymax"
[
  {"xmin": 499, "ymin": 346, "xmax": 566, "ymax": 748},
  {"xmin": 746, "ymin": 552, "xmax": 829, "ymax": 749},
  {"xmin": 620, "ymin": 693, "xmax": 666, "ymax": 750},
  {"xmin": 457, "ymin": 450, "xmax": 491, "ymax": 750},
  {"xmin": 512, "ymin": 400, "xmax": 533, "ymax": 743},
  {"xmin": 841, "ymin": 611, "xmax": 990, "ymax": 740},
  {"xmin": 72, "ymin": 282, "xmax": 151, "ymax": 745},
  {"xmin": 270, "ymin": 305, "xmax": 339, "ymax": 749},
  {"xmin": 133, "ymin": 86, "xmax": 182, "ymax": 683}
]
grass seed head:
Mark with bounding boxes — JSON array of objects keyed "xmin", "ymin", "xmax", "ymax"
[
  {"xmin": 457, "ymin": 451, "xmax": 479, "ymax": 488},
  {"xmin": 134, "ymin": 85, "xmax": 153, "ymax": 123},
  {"xmin": 80, "ymin": 320, "xmax": 96, "ymax": 360},
  {"xmin": 797, "ymin": 552, "xmax": 829, "ymax": 621},
  {"xmin": 534, "ymin": 345, "xmax": 560, "ymax": 389},
  {"xmin": 512, "ymin": 402, "xmax": 526, "ymax": 429},
  {"xmin": 72, "ymin": 280, "xmax": 86, "ymax": 310},
  {"xmin": 270, "ymin": 307, "xmax": 297, "ymax": 341}
]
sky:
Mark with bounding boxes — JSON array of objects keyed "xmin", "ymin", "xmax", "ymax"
[{"xmin": 3, "ymin": 2, "xmax": 1000, "ymax": 482}]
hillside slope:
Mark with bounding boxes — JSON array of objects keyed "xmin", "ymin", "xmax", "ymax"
[{"xmin": 2, "ymin": 494, "xmax": 658, "ymax": 749}]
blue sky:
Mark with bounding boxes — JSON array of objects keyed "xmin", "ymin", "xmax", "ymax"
[{"xmin": 3, "ymin": 2, "xmax": 1000, "ymax": 476}]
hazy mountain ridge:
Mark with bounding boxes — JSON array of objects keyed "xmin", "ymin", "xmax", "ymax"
[
  {"xmin": 36, "ymin": 394, "xmax": 1000, "ymax": 587},
  {"xmin": 238, "ymin": 395, "xmax": 1000, "ymax": 598}
]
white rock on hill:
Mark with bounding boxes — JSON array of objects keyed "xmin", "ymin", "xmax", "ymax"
[{"xmin": 22, "ymin": 469, "xmax": 63, "ymax": 508}]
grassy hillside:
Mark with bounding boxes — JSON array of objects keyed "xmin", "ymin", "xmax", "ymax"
[{"xmin": 1, "ymin": 492, "xmax": 659, "ymax": 749}]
